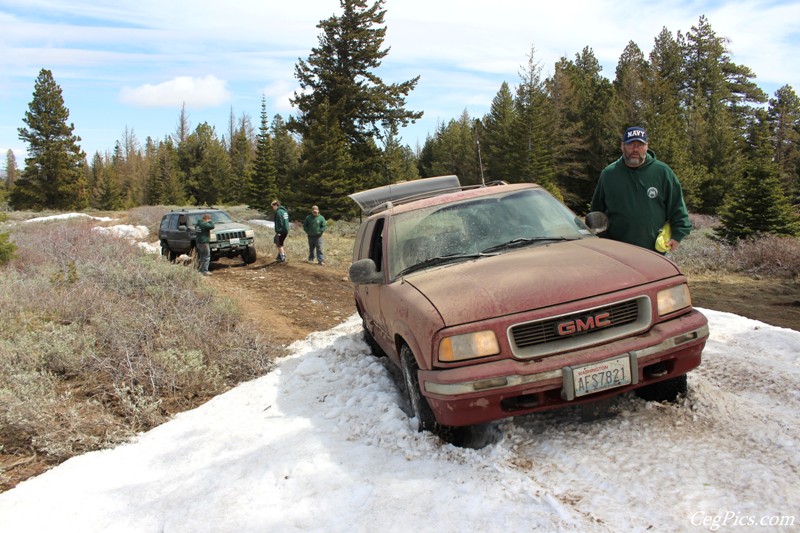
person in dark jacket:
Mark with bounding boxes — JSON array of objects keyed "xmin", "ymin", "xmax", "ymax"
[
  {"xmin": 195, "ymin": 213, "xmax": 214, "ymax": 276},
  {"xmin": 303, "ymin": 205, "xmax": 327, "ymax": 265},
  {"xmin": 591, "ymin": 126, "xmax": 691, "ymax": 253},
  {"xmin": 271, "ymin": 199, "xmax": 290, "ymax": 263}
]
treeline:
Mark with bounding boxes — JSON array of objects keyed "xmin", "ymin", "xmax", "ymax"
[{"xmin": 2, "ymin": 2, "xmax": 799, "ymax": 241}]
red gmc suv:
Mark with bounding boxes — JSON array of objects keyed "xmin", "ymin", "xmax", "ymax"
[{"xmin": 348, "ymin": 175, "xmax": 708, "ymax": 442}]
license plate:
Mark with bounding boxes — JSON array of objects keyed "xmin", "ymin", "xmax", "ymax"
[
  {"xmin": 229, "ymin": 238, "xmax": 240, "ymax": 245},
  {"xmin": 563, "ymin": 355, "xmax": 633, "ymax": 400}
]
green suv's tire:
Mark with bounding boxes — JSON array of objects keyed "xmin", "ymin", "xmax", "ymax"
[
  {"xmin": 242, "ymin": 245, "xmax": 257, "ymax": 264},
  {"xmin": 634, "ymin": 374, "xmax": 688, "ymax": 403},
  {"xmin": 161, "ymin": 243, "xmax": 178, "ymax": 262}
]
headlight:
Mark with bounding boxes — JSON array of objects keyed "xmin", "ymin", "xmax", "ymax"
[
  {"xmin": 439, "ymin": 331, "xmax": 500, "ymax": 362},
  {"xmin": 245, "ymin": 229, "xmax": 254, "ymax": 238},
  {"xmin": 657, "ymin": 284, "xmax": 691, "ymax": 316},
  {"xmin": 209, "ymin": 232, "xmax": 217, "ymax": 242}
]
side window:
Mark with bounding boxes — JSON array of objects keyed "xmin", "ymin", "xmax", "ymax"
[
  {"xmin": 368, "ymin": 218, "xmax": 385, "ymax": 272},
  {"xmin": 178, "ymin": 214, "xmax": 187, "ymax": 227},
  {"xmin": 160, "ymin": 216, "xmax": 170, "ymax": 231}
]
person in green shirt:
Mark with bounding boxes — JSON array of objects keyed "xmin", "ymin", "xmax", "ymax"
[
  {"xmin": 195, "ymin": 213, "xmax": 214, "ymax": 276},
  {"xmin": 591, "ymin": 126, "xmax": 691, "ymax": 253},
  {"xmin": 271, "ymin": 199, "xmax": 290, "ymax": 263},
  {"xmin": 303, "ymin": 205, "xmax": 328, "ymax": 265}
]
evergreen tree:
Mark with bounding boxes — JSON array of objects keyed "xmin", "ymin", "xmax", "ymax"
[
  {"xmin": 512, "ymin": 48, "xmax": 559, "ymax": 197},
  {"xmin": 767, "ymin": 85, "xmax": 800, "ymax": 207},
  {"xmin": 250, "ymin": 96, "xmax": 277, "ymax": 212},
  {"xmin": 645, "ymin": 27, "xmax": 704, "ymax": 210},
  {"xmin": 271, "ymin": 114, "xmax": 301, "ymax": 204},
  {"xmin": 11, "ymin": 69, "xmax": 88, "ymax": 210},
  {"xmin": 545, "ymin": 59, "xmax": 588, "ymax": 210},
  {"xmin": 422, "ymin": 112, "xmax": 481, "ymax": 186},
  {"xmin": 718, "ymin": 110, "xmax": 800, "ymax": 241},
  {"xmin": 681, "ymin": 16, "xmax": 765, "ymax": 213},
  {"xmin": 227, "ymin": 110, "xmax": 255, "ymax": 204},
  {"xmin": 96, "ymin": 148, "xmax": 124, "ymax": 210},
  {"xmin": 482, "ymin": 82, "xmax": 518, "ymax": 183},
  {"xmin": 4, "ymin": 150, "xmax": 19, "ymax": 190},
  {"xmin": 290, "ymin": 0, "xmax": 422, "ymax": 192},
  {"xmin": 296, "ymin": 98, "xmax": 354, "ymax": 219},
  {"xmin": 183, "ymin": 123, "xmax": 231, "ymax": 205},
  {"xmin": 378, "ymin": 125, "xmax": 419, "ymax": 185},
  {"xmin": 148, "ymin": 137, "xmax": 185, "ymax": 206},
  {"xmin": 552, "ymin": 49, "xmax": 617, "ymax": 210},
  {"xmin": 612, "ymin": 41, "xmax": 649, "ymax": 128}
]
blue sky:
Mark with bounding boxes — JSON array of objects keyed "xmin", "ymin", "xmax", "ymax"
[{"xmin": 2, "ymin": 0, "xmax": 800, "ymax": 167}]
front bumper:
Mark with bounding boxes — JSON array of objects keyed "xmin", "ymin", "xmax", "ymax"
[{"xmin": 419, "ymin": 310, "xmax": 709, "ymax": 427}]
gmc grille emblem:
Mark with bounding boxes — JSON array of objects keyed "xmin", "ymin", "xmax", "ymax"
[{"xmin": 557, "ymin": 312, "xmax": 612, "ymax": 336}]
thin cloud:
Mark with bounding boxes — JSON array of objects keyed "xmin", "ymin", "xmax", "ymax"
[{"xmin": 119, "ymin": 75, "xmax": 231, "ymax": 109}]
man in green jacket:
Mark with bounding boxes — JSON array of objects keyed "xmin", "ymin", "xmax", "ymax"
[
  {"xmin": 271, "ymin": 199, "xmax": 290, "ymax": 263},
  {"xmin": 591, "ymin": 126, "xmax": 691, "ymax": 253},
  {"xmin": 303, "ymin": 205, "xmax": 327, "ymax": 265},
  {"xmin": 195, "ymin": 213, "xmax": 214, "ymax": 276}
]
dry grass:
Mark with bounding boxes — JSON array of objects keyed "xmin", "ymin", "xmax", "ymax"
[
  {"xmin": 0, "ymin": 210, "xmax": 279, "ymax": 488},
  {"xmin": 675, "ymin": 214, "xmax": 800, "ymax": 279}
]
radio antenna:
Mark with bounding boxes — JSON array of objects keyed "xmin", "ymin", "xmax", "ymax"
[{"xmin": 477, "ymin": 140, "xmax": 485, "ymax": 186}]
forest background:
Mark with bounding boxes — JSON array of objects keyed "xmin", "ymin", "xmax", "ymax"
[{"xmin": 1, "ymin": 0, "xmax": 800, "ymax": 242}]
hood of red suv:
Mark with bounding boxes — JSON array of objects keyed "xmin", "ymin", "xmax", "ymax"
[{"xmin": 403, "ymin": 238, "xmax": 680, "ymax": 326}]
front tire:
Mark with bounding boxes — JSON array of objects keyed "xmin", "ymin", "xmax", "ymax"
[
  {"xmin": 399, "ymin": 344, "xmax": 439, "ymax": 433},
  {"xmin": 242, "ymin": 245, "xmax": 257, "ymax": 264},
  {"xmin": 635, "ymin": 374, "xmax": 688, "ymax": 402}
]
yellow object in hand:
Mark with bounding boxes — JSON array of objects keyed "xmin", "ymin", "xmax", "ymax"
[{"xmin": 655, "ymin": 223, "xmax": 672, "ymax": 253}]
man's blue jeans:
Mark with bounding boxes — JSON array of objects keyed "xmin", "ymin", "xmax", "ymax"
[
  {"xmin": 307, "ymin": 235, "xmax": 324, "ymax": 263},
  {"xmin": 196, "ymin": 242, "xmax": 211, "ymax": 273}
]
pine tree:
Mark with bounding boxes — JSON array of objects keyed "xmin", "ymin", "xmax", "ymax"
[
  {"xmin": 545, "ymin": 59, "xmax": 588, "ymax": 210},
  {"xmin": 291, "ymin": 0, "xmax": 422, "ymax": 192},
  {"xmin": 11, "ymin": 69, "xmax": 88, "ymax": 210},
  {"xmin": 645, "ymin": 27, "xmax": 703, "ymax": 210},
  {"xmin": 250, "ymin": 97, "xmax": 277, "ymax": 213},
  {"xmin": 612, "ymin": 41, "xmax": 649, "ymax": 128},
  {"xmin": 4, "ymin": 150, "xmax": 19, "ymax": 190},
  {"xmin": 296, "ymin": 98, "xmax": 355, "ymax": 219},
  {"xmin": 482, "ymin": 82, "xmax": 517, "ymax": 183},
  {"xmin": 768, "ymin": 85, "xmax": 800, "ymax": 207},
  {"xmin": 681, "ymin": 16, "xmax": 766, "ymax": 213},
  {"xmin": 228, "ymin": 110, "xmax": 255, "ymax": 205},
  {"xmin": 183, "ymin": 122, "xmax": 231, "ymax": 205},
  {"xmin": 513, "ymin": 48, "xmax": 559, "ymax": 197},
  {"xmin": 718, "ymin": 111, "xmax": 800, "ymax": 241}
]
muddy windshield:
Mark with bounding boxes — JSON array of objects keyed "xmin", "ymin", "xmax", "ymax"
[{"xmin": 388, "ymin": 188, "xmax": 591, "ymax": 278}]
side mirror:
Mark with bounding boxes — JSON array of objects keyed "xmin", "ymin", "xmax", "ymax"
[
  {"xmin": 584, "ymin": 211, "xmax": 608, "ymax": 234},
  {"xmin": 349, "ymin": 259, "xmax": 383, "ymax": 285}
]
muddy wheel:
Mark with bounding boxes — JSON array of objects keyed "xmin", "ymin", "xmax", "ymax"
[
  {"xmin": 242, "ymin": 245, "xmax": 257, "ymax": 264},
  {"xmin": 635, "ymin": 374, "xmax": 688, "ymax": 402},
  {"xmin": 399, "ymin": 344, "xmax": 439, "ymax": 433}
]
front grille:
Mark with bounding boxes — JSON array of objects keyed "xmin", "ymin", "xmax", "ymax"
[
  {"xmin": 217, "ymin": 230, "xmax": 247, "ymax": 241},
  {"xmin": 509, "ymin": 297, "xmax": 649, "ymax": 358}
]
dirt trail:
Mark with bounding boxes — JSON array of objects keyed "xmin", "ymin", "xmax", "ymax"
[{"xmin": 207, "ymin": 256, "xmax": 357, "ymax": 346}]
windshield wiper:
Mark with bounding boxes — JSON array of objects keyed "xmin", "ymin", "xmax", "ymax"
[
  {"xmin": 480, "ymin": 236, "xmax": 576, "ymax": 254},
  {"xmin": 398, "ymin": 253, "xmax": 488, "ymax": 276}
]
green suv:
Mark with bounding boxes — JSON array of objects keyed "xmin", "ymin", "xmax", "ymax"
[{"xmin": 159, "ymin": 208, "xmax": 257, "ymax": 264}]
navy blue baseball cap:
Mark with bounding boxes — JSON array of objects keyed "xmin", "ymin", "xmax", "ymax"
[{"xmin": 623, "ymin": 126, "xmax": 647, "ymax": 144}]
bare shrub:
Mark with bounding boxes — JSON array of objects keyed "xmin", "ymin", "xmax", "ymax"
[
  {"xmin": 732, "ymin": 235, "xmax": 800, "ymax": 278},
  {"xmin": 672, "ymin": 227, "xmax": 734, "ymax": 274},
  {"xmin": 1, "ymin": 215, "xmax": 277, "ymax": 472},
  {"xmin": 689, "ymin": 213, "xmax": 718, "ymax": 231}
]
